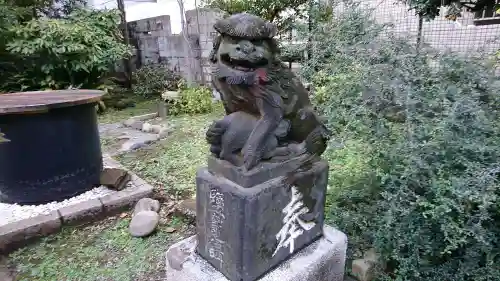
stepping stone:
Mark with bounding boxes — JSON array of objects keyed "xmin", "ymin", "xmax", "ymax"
[
  {"xmin": 133, "ymin": 198, "xmax": 161, "ymax": 217},
  {"xmin": 129, "ymin": 210, "xmax": 160, "ymax": 237}
]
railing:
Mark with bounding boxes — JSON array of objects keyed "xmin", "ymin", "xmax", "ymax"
[{"xmin": 474, "ymin": 0, "xmax": 500, "ymax": 25}]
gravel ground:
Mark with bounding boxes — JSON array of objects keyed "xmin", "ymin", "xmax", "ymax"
[{"xmin": 0, "ymin": 186, "xmax": 115, "ymax": 227}]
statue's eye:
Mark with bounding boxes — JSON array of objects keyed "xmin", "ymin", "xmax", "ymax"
[
  {"xmin": 253, "ymin": 40, "xmax": 263, "ymax": 46},
  {"xmin": 224, "ymin": 36, "xmax": 239, "ymax": 44}
]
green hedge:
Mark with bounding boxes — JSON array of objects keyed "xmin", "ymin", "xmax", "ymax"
[{"xmin": 306, "ymin": 2, "xmax": 500, "ymax": 280}]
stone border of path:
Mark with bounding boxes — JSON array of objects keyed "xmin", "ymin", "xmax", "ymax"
[{"xmin": 0, "ymin": 154, "xmax": 154, "ymax": 254}]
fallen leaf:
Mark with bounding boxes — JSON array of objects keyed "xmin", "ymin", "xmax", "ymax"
[{"xmin": 165, "ymin": 227, "xmax": 177, "ymax": 233}]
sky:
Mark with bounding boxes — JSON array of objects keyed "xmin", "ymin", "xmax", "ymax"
[{"xmin": 124, "ymin": 0, "xmax": 197, "ymax": 34}]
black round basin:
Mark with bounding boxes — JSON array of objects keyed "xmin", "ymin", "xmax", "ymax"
[{"xmin": 0, "ymin": 90, "xmax": 105, "ymax": 205}]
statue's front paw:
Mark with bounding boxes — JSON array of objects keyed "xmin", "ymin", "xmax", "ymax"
[
  {"xmin": 242, "ymin": 147, "xmax": 260, "ymax": 171},
  {"xmin": 206, "ymin": 121, "xmax": 225, "ymax": 145}
]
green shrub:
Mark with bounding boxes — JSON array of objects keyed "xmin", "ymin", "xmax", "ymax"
[
  {"xmin": 168, "ymin": 86, "xmax": 214, "ymax": 115},
  {"xmin": 3, "ymin": 8, "xmax": 131, "ymax": 91},
  {"xmin": 132, "ymin": 63, "xmax": 182, "ymax": 98},
  {"xmin": 305, "ymin": 2, "xmax": 500, "ymax": 280}
]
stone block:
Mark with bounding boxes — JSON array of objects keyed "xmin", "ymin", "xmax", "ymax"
[
  {"xmin": 0, "ymin": 211, "xmax": 61, "ymax": 253},
  {"xmin": 100, "ymin": 167, "xmax": 131, "ymax": 190},
  {"xmin": 207, "ymin": 155, "xmax": 313, "ymax": 188},
  {"xmin": 99, "ymin": 179, "xmax": 153, "ymax": 213},
  {"xmin": 58, "ymin": 199, "xmax": 104, "ymax": 225},
  {"xmin": 195, "ymin": 158, "xmax": 328, "ymax": 281},
  {"xmin": 166, "ymin": 225, "xmax": 347, "ymax": 281}
]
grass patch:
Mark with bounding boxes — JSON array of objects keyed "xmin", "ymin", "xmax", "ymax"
[
  {"xmin": 98, "ymin": 100, "xmax": 159, "ymax": 124},
  {"xmin": 117, "ymin": 107, "xmax": 223, "ymax": 198},
  {"xmin": 9, "ymin": 215, "xmax": 193, "ymax": 281}
]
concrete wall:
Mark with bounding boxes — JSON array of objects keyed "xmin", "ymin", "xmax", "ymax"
[
  {"xmin": 185, "ymin": 8, "xmax": 225, "ymax": 83},
  {"xmin": 128, "ymin": 15, "xmax": 173, "ymax": 66},
  {"xmin": 162, "ymin": 33, "xmax": 203, "ymax": 82},
  {"xmin": 126, "ymin": 8, "xmax": 224, "ymax": 84}
]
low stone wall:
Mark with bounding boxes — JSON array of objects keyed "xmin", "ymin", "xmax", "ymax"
[{"xmin": 0, "ymin": 155, "xmax": 154, "ymax": 254}]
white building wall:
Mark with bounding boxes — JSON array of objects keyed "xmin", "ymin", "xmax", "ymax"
[{"xmin": 353, "ymin": 0, "xmax": 500, "ymax": 54}]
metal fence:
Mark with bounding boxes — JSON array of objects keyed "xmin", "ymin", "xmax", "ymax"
[
  {"xmin": 365, "ymin": 0, "xmax": 500, "ymax": 55},
  {"xmin": 128, "ymin": 0, "xmax": 500, "ymax": 84}
]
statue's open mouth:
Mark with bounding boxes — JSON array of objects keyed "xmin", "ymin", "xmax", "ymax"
[{"xmin": 220, "ymin": 54, "xmax": 268, "ymax": 72}]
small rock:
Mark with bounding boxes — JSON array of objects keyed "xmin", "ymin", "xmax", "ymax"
[
  {"xmin": 120, "ymin": 141, "xmax": 146, "ymax": 152},
  {"xmin": 157, "ymin": 127, "xmax": 171, "ymax": 138},
  {"xmin": 142, "ymin": 122, "xmax": 153, "ymax": 133},
  {"xmin": 129, "ymin": 211, "xmax": 160, "ymax": 237},
  {"xmin": 125, "ymin": 120, "xmax": 144, "ymax": 130},
  {"xmin": 133, "ymin": 198, "xmax": 160, "ymax": 217},
  {"xmin": 123, "ymin": 119, "xmax": 136, "ymax": 127},
  {"xmin": 150, "ymin": 124, "xmax": 163, "ymax": 134},
  {"xmin": 175, "ymin": 198, "xmax": 196, "ymax": 219},
  {"xmin": 100, "ymin": 168, "xmax": 131, "ymax": 190},
  {"xmin": 166, "ymin": 236, "xmax": 197, "ymax": 270},
  {"xmin": 165, "ymin": 227, "xmax": 177, "ymax": 233},
  {"xmin": 351, "ymin": 259, "xmax": 375, "ymax": 281},
  {"xmin": 351, "ymin": 249, "xmax": 380, "ymax": 281}
]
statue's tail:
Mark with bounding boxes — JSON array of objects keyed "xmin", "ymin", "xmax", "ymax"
[
  {"xmin": 282, "ymin": 125, "xmax": 331, "ymax": 189},
  {"xmin": 282, "ymin": 153, "xmax": 318, "ymax": 189}
]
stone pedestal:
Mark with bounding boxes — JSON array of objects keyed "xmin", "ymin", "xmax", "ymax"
[
  {"xmin": 194, "ymin": 156, "xmax": 330, "ymax": 281},
  {"xmin": 165, "ymin": 225, "xmax": 347, "ymax": 281}
]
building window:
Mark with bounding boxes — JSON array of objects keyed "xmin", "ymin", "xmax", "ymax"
[{"xmin": 474, "ymin": 0, "xmax": 500, "ymax": 25}]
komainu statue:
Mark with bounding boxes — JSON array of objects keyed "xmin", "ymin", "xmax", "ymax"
[{"xmin": 206, "ymin": 12, "xmax": 331, "ymax": 172}]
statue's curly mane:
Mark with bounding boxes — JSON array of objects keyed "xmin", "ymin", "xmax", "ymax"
[
  {"xmin": 209, "ymin": 34, "xmax": 281, "ymax": 64},
  {"xmin": 209, "ymin": 33, "xmax": 310, "ymax": 115}
]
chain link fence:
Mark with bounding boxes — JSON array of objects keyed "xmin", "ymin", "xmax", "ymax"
[{"xmin": 128, "ymin": 0, "xmax": 500, "ymax": 84}]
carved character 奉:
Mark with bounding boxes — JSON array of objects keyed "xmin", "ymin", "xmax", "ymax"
[{"xmin": 206, "ymin": 12, "xmax": 331, "ymax": 171}]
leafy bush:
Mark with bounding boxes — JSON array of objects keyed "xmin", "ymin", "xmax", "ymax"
[
  {"xmin": 1, "ymin": 7, "xmax": 131, "ymax": 91},
  {"xmin": 168, "ymin": 86, "xmax": 214, "ymax": 115},
  {"xmin": 132, "ymin": 63, "xmax": 182, "ymax": 98},
  {"xmin": 306, "ymin": 2, "xmax": 500, "ymax": 281}
]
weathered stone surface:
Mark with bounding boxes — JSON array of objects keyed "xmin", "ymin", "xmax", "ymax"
[
  {"xmin": 130, "ymin": 121, "xmax": 145, "ymax": 130},
  {"xmin": 195, "ymin": 158, "xmax": 328, "ymax": 281},
  {"xmin": 0, "ymin": 211, "xmax": 61, "ymax": 252},
  {"xmin": 99, "ymin": 179, "xmax": 153, "ymax": 213},
  {"xmin": 207, "ymin": 154, "xmax": 314, "ymax": 188},
  {"xmin": 133, "ymin": 198, "xmax": 160, "ymax": 216},
  {"xmin": 158, "ymin": 102, "xmax": 168, "ymax": 118},
  {"xmin": 176, "ymin": 198, "xmax": 197, "ymax": 219},
  {"xmin": 129, "ymin": 210, "xmax": 160, "ymax": 237},
  {"xmin": 166, "ymin": 225, "xmax": 347, "ymax": 281},
  {"xmin": 58, "ymin": 199, "xmax": 103, "ymax": 225},
  {"xmin": 100, "ymin": 167, "xmax": 131, "ymax": 190}
]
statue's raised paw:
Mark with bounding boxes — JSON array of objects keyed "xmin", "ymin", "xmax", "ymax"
[
  {"xmin": 206, "ymin": 121, "xmax": 226, "ymax": 145},
  {"xmin": 242, "ymin": 147, "xmax": 261, "ymax": 171}
]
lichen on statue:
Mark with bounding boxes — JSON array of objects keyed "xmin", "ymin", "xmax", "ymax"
[{"xmin": 206, "ymin": 12, "xmax": 331, "ymax": 172}]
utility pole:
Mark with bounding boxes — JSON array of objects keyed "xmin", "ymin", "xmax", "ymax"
[
  {"xmin": 194, "ymin": 0, "xmax": 206, "ymax": 84},
  {"xmin": 177, "ymin": 0, "xmax": 195, "ymax": 86},
  {"xmin": 117, "ymin": 0, "xmax": 133, "ymax": 88}
]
